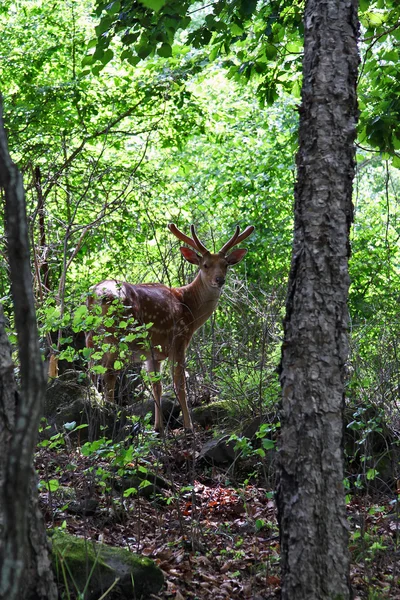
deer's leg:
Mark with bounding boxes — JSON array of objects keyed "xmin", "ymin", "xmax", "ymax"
[
  {"xmin": 172, "ymin": 357, "xmax": 193, "ymax": 430},
  {"xmin": 101, "ymin": 350, "xmax": 118, "ymax": 403},
  {"xmin": 103, "ymin": 369, "xmax": 117, "ymax": 403},
  {"xmin": 145, "ymin": 359, "xmax": 163, "ymax": 432},
  {"xmin": 86, "ymin": 331, "xmax": 102, "ymax": 395}
]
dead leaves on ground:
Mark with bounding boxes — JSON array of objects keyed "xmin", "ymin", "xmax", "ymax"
[{"xmin": 36, "ymin": 432, "xmax": 399, "ymax": 599}]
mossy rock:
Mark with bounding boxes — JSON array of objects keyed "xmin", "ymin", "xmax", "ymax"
[
  {"xmin": 191, "ymin": 401, "xmax": 230, "ymax": 427},
  {"xmin": 50, "ymin": 530, "xmax": 163, "ymax": 599}
]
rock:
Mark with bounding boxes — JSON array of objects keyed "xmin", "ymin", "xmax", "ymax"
[
  {"xmin": 50, "ymin": 530, "xmax": 164, "ymax": 600},
  {"xmin": 191, "ymin": 401, "xmax": 230, "ymax": 428},
  {"xmin": 129, "ymin": 392, "xmax": 182, "ymax": 429},
  {"xmin": 66, "ymin": 498, "xmax": 99, "ymax": 516},
  {"xmin": 43, "ymin": 372, "xmax": 130, "ymax": 441},
  {"xmin": 44, "ymin": 373, "xmax": 183, "ymax": 440},
  {"xmin": 198, "ymin": 435, "xmax": 237, "ymax": 465},
  {"xmin": 241, "ymin": 415, "xmax": 265, "ymax": 440}
]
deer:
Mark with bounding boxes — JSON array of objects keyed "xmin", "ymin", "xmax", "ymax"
[{"xmin": 85, "ymin": 223, "xmax": 254, "ymax": 432}]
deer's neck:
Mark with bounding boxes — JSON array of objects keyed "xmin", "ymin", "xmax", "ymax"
[{"xmin": 179, "ymin": 274, "xmax": 221, "ymax": 332}]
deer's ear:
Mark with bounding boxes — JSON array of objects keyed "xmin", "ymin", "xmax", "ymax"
[
  {"xmin": 226, "ymin": 248, "xmax": 248, "ymax": 265},
  {"xmin": 180, "ymin": 247, "xmax": 201, "ymax": 265}
]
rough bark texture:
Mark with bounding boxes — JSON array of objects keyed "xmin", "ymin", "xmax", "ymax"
[
  {"xmin": 277, "ymin": 1, "xmax": 359, "ymax": 599},
  {"xmin": 0, "ymin": 101, "xmax": 57, "ymax": 599}
]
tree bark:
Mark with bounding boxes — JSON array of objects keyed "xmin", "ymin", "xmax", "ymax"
[
  {"xmin": 277, "ymin": 1, "xmax": 359, "ymax": 599},
  {"xmin": 0, "ymin": 100, "xmax": 57, "ymax": 599}
]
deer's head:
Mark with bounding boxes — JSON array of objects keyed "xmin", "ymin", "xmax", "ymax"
[{"xmin": 168, "ymin": 223, "xmax": 254, "ymax": 289}]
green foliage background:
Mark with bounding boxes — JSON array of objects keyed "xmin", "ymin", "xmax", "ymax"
[{"xmin": 1, "ymin": 0, "xmax": 399, "ymax": 420}]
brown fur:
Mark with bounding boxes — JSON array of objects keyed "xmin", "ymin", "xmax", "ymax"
[{"xmin": 86, "ymin": 224, "xmax": 254, "ymax": 431}]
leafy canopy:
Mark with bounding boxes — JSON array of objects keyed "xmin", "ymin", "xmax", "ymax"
[{"xmin": 89, "ymin": 0, "xmax": 400, "ymax": 161}]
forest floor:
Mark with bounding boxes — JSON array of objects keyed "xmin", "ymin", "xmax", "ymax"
[{"xmin": 36, "ymin": 426, "xmax": 400, "ymax": 600}]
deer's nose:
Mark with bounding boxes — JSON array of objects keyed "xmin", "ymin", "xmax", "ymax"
[{"xmin": 216, "ymin": 276, "xmax": 225, "ymax": 287}]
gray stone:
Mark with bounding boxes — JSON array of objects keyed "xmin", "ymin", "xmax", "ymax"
[
  {"xmin": 198, "ymin": 435, "xmax": 237, "ymax": 465},
  {"xmin": 50, "ymin": 530, "xmax": 164, "ymax": 600}
]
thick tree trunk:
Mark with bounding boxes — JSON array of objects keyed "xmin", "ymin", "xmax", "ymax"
[
  {"xmin": 277, "ymin": 1, "xmax": 359, "ymax": 599},
  {"xmin": 0, "ymin": 101, "xmax": 57, "ymax": 599}
]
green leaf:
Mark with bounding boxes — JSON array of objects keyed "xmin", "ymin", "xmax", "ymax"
[
  {"xmin": 123, "ymin": 487, "xmax": 138, "ymax": 497},
  {"xmin": 139, "ymin": 479, "xmax": 151, "ymax": 488},
  {"xmin": 360, "ymin": 11, "xmax": 387, "ymax": 27},
  {"xmin": 82, "ymin": 54, "xmax": 95, "ymax": 66},
  {"xmin": 95, "ymin": 15, "xmax": 112, "ymax": 37},
  {"xmin": 239, "ymin": 0, "xmax": 257, "ymax": 17},
  {"xmin": 255, "ymin": 519, "xmax": 266, "ymax": 531},
  {"xmin": 44, "ymin": 479, "xmax": 60, "ymax": 493},
  {"xmin": 122, "ymin": 33, "xmax": 139, "ymax": 46},
  {"xmin": 64, "ymin": 421, "xmax": 77, "ymax": 431},
  {"xmin": 73, "ymin": 305, "xmax": 89, "ymax": 328},
  {"xmin": 392, "ymin": 154, "xmax": 400, "ymax": 169},
  {"xmin": 138, "ymin": 0, "xmax": 166, "ymax": 11},
  {"xmin": 92, "ymin": 365, "xmax": 107, "ymax": 374},
  {"xmin": 157, "ymin": 43, "xmax": 172, "ymax": 58},
  {"xmin": 286, "ymin": 41, "xmax": 302, "ymax": 53},
  {"xmin": 366, "ymin": 468, "xmax": 378, "ymax": 480},
  {"xmin": 101, "ymin": 48, "xmax": 114, "ymax": 66},
  {"xmin": 87, "ymin": 38, "xmax": 98, "ymax": 49},
  {"xmin": 135, "ymin": 42, "xmax": 152, "ymax": 59},
  {"xmin": 291, "ymin": 79, "xmax": 301, "ymax": 98},
  {"xmin": 106, "ymin": 1, "xmax": 120, "ymax": 16},
  {"xmin": 127, "ymin": 55, "xmax": 141, "ymax": 66},
  {"xmin": 262, "ymin": 438, "xmax": 276, "ymax": 450},
  {"xmin": 264, "ymin": 44, "xmax": 278, "ymax": 60},
  {"xmin": 230, "ymin": 23, "xmax": 244, "ymax": 36}
]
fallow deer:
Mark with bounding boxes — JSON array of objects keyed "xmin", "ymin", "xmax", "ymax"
[{"xmin": 86, "ymin": 223, "xmax": 254, "ymax": 431}]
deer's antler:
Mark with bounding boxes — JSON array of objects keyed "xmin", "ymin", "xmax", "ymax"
[
  {"xmin": 168, "ymin": 223, "xmax": 208, "ymax": 255},
  {"xmin": 219, "ymin": 225, "xmax": 255, "ymax": 255}
]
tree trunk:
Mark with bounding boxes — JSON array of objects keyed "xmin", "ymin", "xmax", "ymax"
[
  {"xmin": 0, "ymin": 100, "xmax": 57, "ymax": 599},
  {"xmin": 277, "ymin": 1, "xmax": 359, "ymax": 599}
]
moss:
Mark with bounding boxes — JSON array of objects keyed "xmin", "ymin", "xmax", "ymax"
[
  {"xmin": 191, "ymin": 401, "xmax": 230, "ymax": 427},
  {"xmin": 50, "ymin": 530, "xmax": 163, "ymax": 599}
]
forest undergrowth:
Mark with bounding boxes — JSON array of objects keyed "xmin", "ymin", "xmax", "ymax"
[{"xmin": 36, "ymin": 423, "xmax": 400, "ymax": 600}]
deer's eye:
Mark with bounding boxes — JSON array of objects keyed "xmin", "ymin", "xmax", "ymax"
[{"xmin": 203, "ymin": 263, "xmax": 209, "ymax": 269}]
